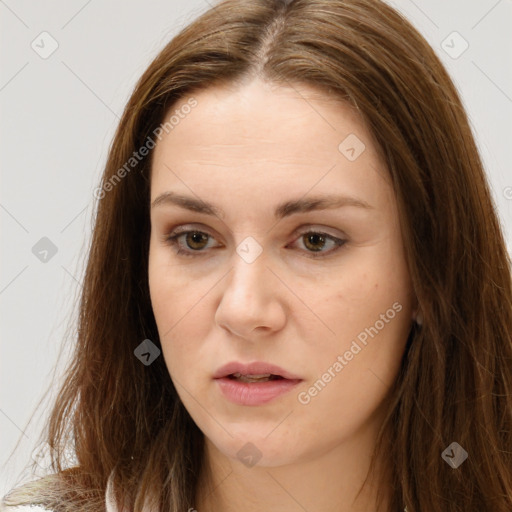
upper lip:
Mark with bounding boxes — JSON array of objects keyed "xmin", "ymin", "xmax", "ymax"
[{"xmin": 213, "ymin": 361, "xmax": 302, "ymax": 380}]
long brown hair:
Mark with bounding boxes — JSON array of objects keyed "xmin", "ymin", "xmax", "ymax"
[{"xmin": 2, "ymin": 0, "xmax": 512, "ymax": 510}]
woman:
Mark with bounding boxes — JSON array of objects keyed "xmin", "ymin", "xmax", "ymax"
[{"xmin": 2, "ymin": 0, "xmax": 511, "ymax": 510}]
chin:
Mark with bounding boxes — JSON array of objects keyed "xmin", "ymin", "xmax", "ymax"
[{"xmin": 203, "ymin": 424, "xmax": 310, "ymax": 469}]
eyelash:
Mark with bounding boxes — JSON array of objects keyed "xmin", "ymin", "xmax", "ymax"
[{"xmin": 163, "ymin": 228, "xmax": 347, "ymax": 259}]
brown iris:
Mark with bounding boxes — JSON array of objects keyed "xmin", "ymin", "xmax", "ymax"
[
  {"xmin": 185, "ymin": 231, "xmax": 209, "ymax": 250},
  {"xmin": 302, "ymin": 233, "xmax": 326, "ymax": 252}
]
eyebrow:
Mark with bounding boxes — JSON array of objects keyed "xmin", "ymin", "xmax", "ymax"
[{"xmin": 151, "ymin": 191, "xmax": 373, "ymax": 220}]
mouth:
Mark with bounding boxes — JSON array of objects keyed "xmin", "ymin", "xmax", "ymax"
[
  {"xmin": 213, "ymin": 362, "xmax": 303, "ymax": 406},
  {"xmin": 227, "ymin": 373, "xmax": 286, "ymax": 383},
  {"xmin": 213, "ymin": 361, "xmax": 302, "ymax": 381}
]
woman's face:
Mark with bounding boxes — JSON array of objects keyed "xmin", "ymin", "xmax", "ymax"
[{"xmin": 148, "ymin": 77, "xmax": 415, "ymax": 467}]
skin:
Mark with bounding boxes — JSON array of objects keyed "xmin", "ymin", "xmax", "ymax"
[{"xmin": 148, "ymin": 77, "xmax": 416, "ymax": 512}]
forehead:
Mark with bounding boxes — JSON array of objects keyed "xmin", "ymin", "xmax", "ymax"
[
  {"xmin": 149, "ymin": 78, "xmax": 391, "ymax": 211},
  {"xmin": 154, "ymin": 79, "xmax": 371, "ymax": 158}
]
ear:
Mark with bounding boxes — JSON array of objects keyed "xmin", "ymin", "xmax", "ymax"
[
  {"xmin": 411, "ymin": 296, "xmax": 423, "ymax": 326},
  {"xmin": 413, "ymin": 309, "xmax": 423, "ymax": 326}
]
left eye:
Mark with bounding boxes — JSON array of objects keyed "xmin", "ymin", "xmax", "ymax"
[
  {"xmin": 163, "ymin": 229, "xmax": 346, "ymax": 258},
  {"xmin": 291, "ymin": 231, "xmax": 346, "ymax": 256}
]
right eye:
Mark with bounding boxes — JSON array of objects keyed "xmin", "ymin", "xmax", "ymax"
[{"xmin": 164, "ymin": 229, "xmax": 219, "ymax": 258}]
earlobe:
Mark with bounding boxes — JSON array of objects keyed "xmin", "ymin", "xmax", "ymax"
[
  {"xmin": 411, "ymin": 296, "xmax": 423, "ymax": 326},
  {"xmin": 412, "ymin": 309, "xmax": 423, "ymax": 326}
]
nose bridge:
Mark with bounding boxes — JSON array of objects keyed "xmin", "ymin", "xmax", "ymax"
[
  {"xmin": 227, "ymin": 239, "xmax": 268, "ymax": 303},
  {"xmin": 215, "ymin": 237, "xmax": 286, "ymax": 337}
]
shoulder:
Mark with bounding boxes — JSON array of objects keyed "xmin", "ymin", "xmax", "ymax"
[
  {"xmin": 0, "ymin": 505, "xmax": 53, "ymax": 512},
  {"xmin": 2, "ymin": 470, "xmax": 118, "ymax": 512},
  {"xmin": 0, "ymin": 474, "xmax": 59, "ymax": 512},
  {"xmin": 0, "ymin": 479, "xmax": 55, "ymax": 512}
]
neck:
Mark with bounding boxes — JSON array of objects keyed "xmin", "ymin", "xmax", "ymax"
[{"xmin": 195, "ymin": 410, "xmax": 393, "ymax": 512}]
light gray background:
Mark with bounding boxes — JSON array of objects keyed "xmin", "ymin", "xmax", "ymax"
[{"xmin": 1, "ymin": 0, "xmax": 511, "ymax": 495}]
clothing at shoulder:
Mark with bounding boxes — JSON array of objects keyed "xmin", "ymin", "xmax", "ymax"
[
  {"xmin": 0, "ymin": 506, "xmax": 52, "ymax": 512},
  {"xmin": 105, "ymin": 471, "xmax": 121, "ymax": 512},
  {"xmin": 1, "ymin": 472, "xmax": 119, "ymax": 512}
]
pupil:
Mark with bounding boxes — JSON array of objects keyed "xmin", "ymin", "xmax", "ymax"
[
  {"xmin": 187, "ymin": 232, "xmax": 208, "ymax": 249},
  {"xmin": 185, "ymin": 233, "xmax": 326, "ymax": 251},
  {"xmin": 304, "ymin": 233, "xmax": 325, "ymax": 251}
]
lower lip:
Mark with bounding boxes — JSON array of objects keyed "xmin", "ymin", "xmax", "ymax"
[{"xmin": 215, "ymin": 377, "xmax": 302, "ymax": 406}]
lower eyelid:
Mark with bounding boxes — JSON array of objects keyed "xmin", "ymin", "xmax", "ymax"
[
  {"xmin": 294, "ymin": 236, "xmax": 347, "ymax": 258},
  {"xmin": 163, "ymin": 231, "xmax": 217, "ymax": 251},
  {"xmin": 163, "ymin": 230, "xmax": 347, "ymax": 257}
]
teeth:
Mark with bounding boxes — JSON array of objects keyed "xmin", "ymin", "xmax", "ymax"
[
  {"xmin": 231, "ymin": 372, "xmax": 280, "ymax": 383},
  {"xmin": 233, "ymin": 372, "xmax": 271, "ymax": 378}
]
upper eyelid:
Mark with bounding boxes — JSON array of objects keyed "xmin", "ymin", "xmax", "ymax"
[
  {"xmin": 165, "ymin": 226, "xmax": 346, "ymax": 249},
  {"xmin": 163, "ymin": 226, "xmax": 348, "ymax": 261},
  {"xmin": 166, "ymin": 223, "xmax": 346, "ymax": 240}
]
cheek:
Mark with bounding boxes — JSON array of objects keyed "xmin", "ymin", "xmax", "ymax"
[
  {"xmin": 148, "ymin": 244, "xmax": 201, "ymax": 376},
  {"xmin": 295, "ymin": 270, "xmax": 411, "ymax": 437},
  {"xmin": 317, "ymin": 249, "xmax": 411, "ymax": 341},
  {"xmin": 148, "ymin": 238, "xmax": 203, "ymax": 330},
  {"xmin": 302, "ymin": 242, "xmax": 413, "ymax": 393}
]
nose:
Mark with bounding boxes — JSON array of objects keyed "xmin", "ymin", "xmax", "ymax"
[{"xmin": 215, "ymin": 250, "xmax": 287, "ymax": 340}]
